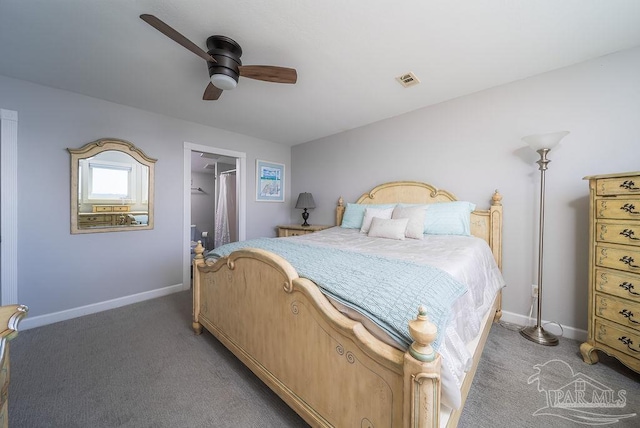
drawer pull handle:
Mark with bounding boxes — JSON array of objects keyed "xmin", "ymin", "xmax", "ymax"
[
  {"xmin": 620, "ymin": 203, "xmax": 640, "ymax": 215},
  {"xmin": 620, "ymin": 229, "xmax": 640, "ymax": 241},
  {"xmin": 619, "ymin": 309, "xmax": 640, "ymax": 324},
  {"xmin": 620, "ymin": 256, "xmax": 640, "ymax": 269},
  {"xmin": 618, "ymin": 336, "xmax": 640, "ymax": 353},
  {"xmin": 620, "ymin": 180, "xmax": 640, "ymax": 192},
  {"xmin": 619, "ymin": 281, "xmax": 640, "ymax": 296}
]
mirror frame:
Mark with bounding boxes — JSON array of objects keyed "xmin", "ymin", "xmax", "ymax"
[{"xmin": 68, "ymin": 138, "xmax": 157, "ymax": 234}]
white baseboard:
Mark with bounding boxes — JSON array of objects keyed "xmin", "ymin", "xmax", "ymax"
[
  {"xmin": 20, "ymin": 283, "xmax": 185, "ymax": 330},
  {"xmin": 18, "ymin": 287, "xmax": 588, "ymax": 343},
  {"xmin": 500, "ymin": 310, "xmax": 588, "ymax": 342}
]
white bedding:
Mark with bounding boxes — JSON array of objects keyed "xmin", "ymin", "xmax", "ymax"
[{"xmin": 284, "ymin": 226, "xmax": 505, "ymax": 410}]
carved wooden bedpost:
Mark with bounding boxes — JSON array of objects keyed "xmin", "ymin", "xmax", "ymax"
[
  {"xmin": 403, "ymin": 306, "xmax": 441, "ymax": 428},
  {"xmin": 490, "ymin": 190, "xmax": 503, "ymax": 322},
  {"xmin": 192, "ymin": 240, "xmax": 205, "ymax": 335},
  {"xmin": 335, "ymin": 196, "xmax": 345, "ymax": 226}
]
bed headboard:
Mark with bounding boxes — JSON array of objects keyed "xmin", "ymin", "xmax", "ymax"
[{"xmin": 335, "ymin": 181, "xmax": 503, "ymax": 269}]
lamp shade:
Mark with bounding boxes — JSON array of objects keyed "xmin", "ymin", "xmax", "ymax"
[
  {"xmin": 295, "ymin": 192, "xmax": 316, "ymax": 209},
  {"xmin": 522, "ymin": 131, "xmax": 570, "ymax": 151}
]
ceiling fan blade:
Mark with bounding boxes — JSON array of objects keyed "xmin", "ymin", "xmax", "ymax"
[
  {"xmin": 203, "ymin": 82, "xmax": 223, "ymax": 100},
  {"xmin": 238, "ymin": 65, "xmax": 297, "ymax": 84},
  {"xmin": 140, "ymin": 14, "xmax": 216, "ymax": 63}
]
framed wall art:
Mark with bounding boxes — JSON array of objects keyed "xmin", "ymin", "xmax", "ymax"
[{"xmin": 256, "ymin": 159, "xmax": 285, "ymax": 202}]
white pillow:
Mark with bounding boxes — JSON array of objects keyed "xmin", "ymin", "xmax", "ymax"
[
  {"xmin": 367, "ymin": 217, "xmax": 409, "ymax": 240},
  {"xmin": 360, "ymin": 207, "xmax": 394, "ymax": 233},
  {"xmin": 392, "ymin": 206, "xmax": 426, "ymax": 239}
]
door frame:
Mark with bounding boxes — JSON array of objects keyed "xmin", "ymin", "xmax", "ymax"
[
  {"xmin": 183, "ymin": 142, "xmax": 246, "ymax": 290},
  {"xmin": 1, "ymin": 109, "xmax": 19, "ymax": 305}
]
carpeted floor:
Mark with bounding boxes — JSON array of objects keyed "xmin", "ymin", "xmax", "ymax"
[
  {"xmin": 459, "ymin": 321, "xmax": 640, "ymax": 427},
  {"xmin": 8, "ymin": 291, "xmax": 640, "ymax": 427}
]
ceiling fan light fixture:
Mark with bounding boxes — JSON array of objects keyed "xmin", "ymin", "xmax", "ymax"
[
  {"xmin": 210, "ymin": 73, "xmax": 237, "ymax": 90},
  {"xmin": 140, "ymin": 15, "xmax": 297, "ymax": 100}
]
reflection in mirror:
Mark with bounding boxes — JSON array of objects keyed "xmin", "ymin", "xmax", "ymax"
[{"xmin": 68, "ymin": 138, "xmax": 156, "ymax": 234}]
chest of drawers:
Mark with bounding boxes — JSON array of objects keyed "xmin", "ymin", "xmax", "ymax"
[{"xmin": 580, "ymin": 172, "xmax": 640, "ymax": 373}]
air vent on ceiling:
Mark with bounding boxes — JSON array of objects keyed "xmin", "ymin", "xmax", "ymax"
[
  {"xmin": 200, "ymin": 152, "xmax": 220, "ymax": 160},
  {"xmin": 396, "ymin": 72, "xmax": 420, "ymax": 88},
  {"xmin": 204, "ymin": 163, "xmax": 217, "ymax": 170}
]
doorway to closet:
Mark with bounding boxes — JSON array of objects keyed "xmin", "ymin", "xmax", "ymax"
[{"xmin": 183, "ymin": 143, "xmax": 246, "ymax": 291}]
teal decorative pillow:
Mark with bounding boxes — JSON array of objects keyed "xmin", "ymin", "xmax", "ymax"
[
  {"xmin": 423, "ymin": 201, "xmax": 476, "ymax": 236},
  {"xmin": 341, "ymin": 203, "xmax": 397, "ymax": 229}
]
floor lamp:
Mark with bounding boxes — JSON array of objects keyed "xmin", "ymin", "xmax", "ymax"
[{"xmin": 520, "ymin": 130, "xmax": 569, "ymax": 346}]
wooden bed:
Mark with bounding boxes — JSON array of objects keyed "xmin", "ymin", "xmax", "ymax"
[{"xmin": 192, "ymin": 181, "xmax": 503, "ymax": 427}]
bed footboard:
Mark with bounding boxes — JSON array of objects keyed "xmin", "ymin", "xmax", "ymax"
[{"xmin": 192, "ymin": 243, "xmax": 443, "ymax": 428}]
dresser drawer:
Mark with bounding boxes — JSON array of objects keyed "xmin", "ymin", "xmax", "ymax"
[
  {"xmin": 279, "ymin": 229, "xmax": 313, "ymax": 237},
  {"xmin": 78, "ymin": 214, "xmax": 113, "ymax": 224},
  {"xmin": 595, "ymin": 318, "xmax": 640, "ymax": 359},
  {"xmin": 596, "ymin": 221, "xmax": 640, "ymax": 247},
  {"xmin": 596, "ymin": 199, "xmax": 640, "ymax": 220},
  {"xmin": 277, "ymin": 225, "xmax": 331, "ymax": 237},
  {"xmin": 596, "ymin": 177, "xmax": 640, "ymax": 196},
  {"xmin": 596, "ymin": 244, "xmax": 640, "ymax": 274},
  {"xmin": 595, "ymin": 268, "xmax": 640, "ymax": 302},
  {"xmin": 93, "ymin": 205, "xmax": 130, "ymax": 212},
  {"xmin": 288, "ymin": 230, "xmax": 312, "ymax": 237},
  {"xmin": 595, "ymin": 293, "xmax": 640, "ymax": 332}
]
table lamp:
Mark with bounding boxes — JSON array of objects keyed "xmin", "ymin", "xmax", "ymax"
[{"xmin": 295, "ymin": 192, "xmax": 316, "ymax": 227}]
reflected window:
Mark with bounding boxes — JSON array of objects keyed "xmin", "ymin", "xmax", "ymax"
[
  {"xmin": 78, "ymin": 151, "xmax": 148, "ymax": 206},
  {"xmin": 87, "ymin": 161, "xmax": 131, "ymax": 200}
]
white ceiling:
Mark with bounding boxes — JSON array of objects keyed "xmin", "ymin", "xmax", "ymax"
[{"xmin": 2, "ymin": 1, "xmax": 640, "ymax": 146}]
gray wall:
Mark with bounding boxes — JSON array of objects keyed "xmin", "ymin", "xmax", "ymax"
[
  {"xmin": 291, "ymin": 46, "xmax": 640, "ymax": 335},
  {"xmin": 0, "ymin": 74, "xmax": 291, "ymax": 322},
  {"xmin": 4, "ymin": 45, "xmax": 639, "ymax": 333}
]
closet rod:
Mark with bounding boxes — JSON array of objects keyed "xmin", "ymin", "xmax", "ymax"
[{"xmin": 220, "ymin": 169, "xmax": 236, "ymax": 175}]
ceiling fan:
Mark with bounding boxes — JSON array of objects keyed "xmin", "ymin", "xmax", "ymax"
[{"xmin": 140, "ymin": 14, "xmax": 297, "ymax": 100}]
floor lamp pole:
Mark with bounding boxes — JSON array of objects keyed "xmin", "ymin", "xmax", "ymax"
[{"xmin": 520, "ymin": 147, "xmax": 559, "ymax": 346}]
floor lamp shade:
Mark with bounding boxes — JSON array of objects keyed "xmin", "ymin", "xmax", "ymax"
[
  {"xmin": 522, "ymin": 131, "xmax": 569, "ymax": 152},
  {"xmin": 520, "ymin": 131, "xmax": 569, "ymax": 346},
  {"xmin": 295, "ymin": 192, "xmax": 316, "ymax": 227}
]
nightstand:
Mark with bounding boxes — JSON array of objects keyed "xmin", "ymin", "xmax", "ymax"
[{"xmin": 277, "ymin": 224, "xmax": 331, "ymax": 237}]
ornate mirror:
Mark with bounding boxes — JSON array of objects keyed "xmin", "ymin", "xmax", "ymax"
[{"xmin": 68, "ymin": 138, "xmax": 156, "ymax": 234}]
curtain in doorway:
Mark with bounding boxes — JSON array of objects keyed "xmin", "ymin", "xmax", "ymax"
[{"xmin": 214, "ymin": 173, "xmax": 232, "ymax": 247}]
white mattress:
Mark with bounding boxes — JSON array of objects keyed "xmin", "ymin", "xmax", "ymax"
[{"xmin": 284, "ymin": 226, "xmax": 505, "ymax": 409}]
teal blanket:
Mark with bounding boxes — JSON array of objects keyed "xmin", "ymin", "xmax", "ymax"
[{"xmin": 210, "ymin": 238, "xmax": 467, "ymax": 350}]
